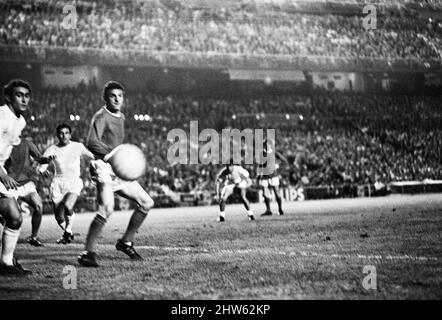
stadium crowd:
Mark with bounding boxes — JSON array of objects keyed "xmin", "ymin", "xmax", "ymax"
[
  {"xmin": 0, "ymin": 0, "xmax": 441, "ymax": 59},
  {"xmin": 15, "ymin": 86, "xmax": 441, "ymax": 200}
]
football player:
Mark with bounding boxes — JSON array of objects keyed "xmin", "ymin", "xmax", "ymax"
[{"xmin": 215, "ymin": 163, "xmax": 254, "ymax": 222}]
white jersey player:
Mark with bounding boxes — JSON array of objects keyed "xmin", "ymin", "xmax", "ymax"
[
  {"xmin": 39, "ymin": 123, "xmax": 94, "ymax": 244},
  {"xmin": 0, "ymin": 79, "xmax": 32, "ymax": 275},
  {"xmin": 215, "ymin": 163, "xmax": 254, "ymax": 222}
]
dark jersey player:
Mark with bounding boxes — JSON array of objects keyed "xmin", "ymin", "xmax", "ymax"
[
  {"xmin": 4, "ymin": 135, "xmax": 52, "ymax": 246},
  {"xmin": 78, "ymin": 81, "xmax": 154, "ymax": 268},
  {"xmin": 257, "ymin": 139, "xmax": 287, "ymax": 216}
]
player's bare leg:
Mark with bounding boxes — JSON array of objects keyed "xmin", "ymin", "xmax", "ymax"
[
  {"xmin": 22, "ymin": 192, "xmax": 44, "ymax": 246},
  {"xmin": 53, "ymin": 202, "xmax": 66, "ymax": 232},
  {"xmin": 57, "ymin": 193, "xmax": 79, "ymax": 244},
  {"xmin": 238, "ymin": 188, "xmax": 255, "ymax": 221},
  {"xmin": 271, "ymin": 185, "xmax": 284, "ymax": 215},
  {"xmin": 261, "ymin": 186, "xmax": 273, "ymax": 216},
  {"xmin": 115, "ymin": 182, "xmax": 154, "ymax": 260},
  {"xmin": 0, "ymin": 198, "xmax": 31, "ymax": 275},
  {"xmin": 217, "ymin": 185, "xmax": 234, "ymax": 222},
  {"xmin": 218, "ymin": 198, "xmax": 227, "ymax": 222},
  {"xmin": 78, "ymin": 183, "xmax": 114, "ymax": 267}
]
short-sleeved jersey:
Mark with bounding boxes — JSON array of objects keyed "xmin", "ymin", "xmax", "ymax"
[
  {"xmin": 217, "ymin": 165, "xmax": 250, "ymax": 185},
  {"xmin": 41, "ymin": 141, "xmax": 94, "ymax": 179},
  {"xmin": 86, "ymin": 106, "xmax": 125, "ymax": 160},
  {"xmin": 0, "ymin": 104, "xmax": 26, "ymax": 166},
  {"xmin": 257, "ymin": 146, "xmax": 283, "ymax": 179}
]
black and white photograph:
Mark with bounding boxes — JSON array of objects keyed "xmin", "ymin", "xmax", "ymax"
[{"xmin": 0, "ymin": 0, "xmax": 441, "ymax": 305}]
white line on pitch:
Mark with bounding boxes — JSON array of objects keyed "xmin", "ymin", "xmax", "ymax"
[{"xmin": 20, "ymin": 243, "xmax": 440, "ymax": 262}]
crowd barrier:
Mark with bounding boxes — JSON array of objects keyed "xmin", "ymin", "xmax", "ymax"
[
  {"xmin": 28, "ymin": 180, "xmax": 441, "ymax": 214},
  {"xmin": 1, "ymin": 46, "xmax": 440, "ymax": 72}
]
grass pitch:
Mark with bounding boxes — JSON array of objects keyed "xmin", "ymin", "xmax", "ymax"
[{"xmin": 0, "ymin": 193, "xmax": 441, "ymax": 299}]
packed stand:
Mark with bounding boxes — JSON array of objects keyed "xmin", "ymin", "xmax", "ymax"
[{"xmin": 0, "ymin": 0, "xmax": 441, "ymax": 59}]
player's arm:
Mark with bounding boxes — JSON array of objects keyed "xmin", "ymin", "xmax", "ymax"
[
  {"xmin": 275, "ymin": 150, "xmax": 288, "ymax": 164},
  {"xmin": 27, "ymin": 139, "xmax": 53, "ymax": 164},
  {"xmin": 86, "ymin": 114, "xmax": 114, "ymax": 160},
  {"xmin": 0, "ymin": 166, "xmax": 19, "ymax": 190},
  {"xmin": 0, "ymin": 122, "xmax": 19, "ymax": 189},
  {"xmin": 37, "ymin": 146, "xmax": 54, "ymax": 175},
  {"xmin": 80, "ymin": 143, "xmax": 96, "ymax": 160}
]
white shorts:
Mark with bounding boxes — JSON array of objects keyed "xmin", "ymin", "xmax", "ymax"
[
  {"xmin": 0, "ymin": 181, "xmax": 37, "ymax": 199},
  {"xmin": 50, "ymin": 177, "xmax": 83, "ymax": 205},
  {"xmin": 221, "ymin": 180, "xmax": 250, "ymax": 200},
  {"xmin": 90, "ymin": 159, "xmax": 134, "ymax": 192},
  {"xmin": 259, "ymin": 176, "xmax": 280, "ymax": 188}
]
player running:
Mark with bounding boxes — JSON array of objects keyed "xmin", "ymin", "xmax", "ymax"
[
  {"xmin": 257, "ymin": 138, "xmax": 287, "ymax": 216},
  {"xmin": 0, "ymin": 79, "xmax": 32, "ymax": 275},
  {"xmin": 215, "ymin": 163, "xmax": 255, "ymax": 222},
  {"xmin": 78, "ymin": 81, "xmax": 154, "ymax": 267},
  {"xmin": 4, "ymin": 132, "xmax": 53, "ymax": 247},
  {"xmin": 39, "ymin": 123, "xmax": 94, "ymax": 244}
]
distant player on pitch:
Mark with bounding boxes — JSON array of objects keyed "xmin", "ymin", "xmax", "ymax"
[
  {"xmin": 257, "ymin": 138, "xmax": 288, "ymax": 216},
  {"xmin": 4, "ymin": 132, "xmax": 53, "ymax": 247},
  {"xmin": 215, "ymin": 162, "xmax": 255, "ymax": 222},
  {"xmin": 78, "ymin": 81, "xmax": 154, "ymax": 267},
  {"xmin": 0, "ymin": 79, "xmax": 32, "ymax": 275},
  {"xmin": 39, "ymin": 123, "xmax": 95, "ymax": 244}
]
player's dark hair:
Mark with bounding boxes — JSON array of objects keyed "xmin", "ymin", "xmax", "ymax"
[
  {"xmin": 56, "ymin": 123, "xmax": 72, "ymax": 135},
  {"xmin": 102, "ymin": 81, "xmax": 125, "ymax": 101},
  {"xmin": 3, "ymin": 79, "xmax": 32, "ymax": 99}
]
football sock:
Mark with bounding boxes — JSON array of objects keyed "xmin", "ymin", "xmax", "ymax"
[
  {"xmin": 31, "ymin": 206, "xmax": 42, "ymax": 238},
  {"xmin": 275, "ymin": 194, "xmax": 282, "ymax": 211},
  {"xmin": 264, "ymin": 197, "xmax": 271, "ymax": 211},
  {"xmin": 121, "ymin": 208, "xmax": 148, "ymax": 244},
  {"xmin": 1, "ymin": 227, "xmax": 20, "ymax": 266},
  {"xmin": 58, "ymin": 221, "xmax": 66, "ymax": 231},
  {"xmin": 85, "ymin": 215, "xmax": 107, "ymax": 252},
  {"xmin": 219, "ymin": 211, "xmax": 225, "ymax": 218},
  {"xmin": 31, "ymin": 211, "xmax": 42, "ymax": 239},
  {"xmin": 65, "ymin": 212, "xmax": 75, "ymax": 235},
  {"xmin": 247, "ymin": 210, "xmax": 254, "ymax": 217}
]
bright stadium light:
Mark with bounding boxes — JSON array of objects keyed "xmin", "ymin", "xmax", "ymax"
[
  {"xmin": 144, "ymin": 114, "xmax": 150, "ymax": 121},
  {"xmin": 286, "ymin": 114, "xmax": 290, "ymax": 120},
  {"xmin": 299, "ymin": 115, "xmax": 304, "ymax": 121},
  {"xmin": 139, "ymin": 115, "xmax": 145, "ymax": 121},
  {"xmin": 134, "ymin": 114, "xmax": 139, "ymax": 120},
  {"xmin": 264, "ymin": 76, "xmax": 272, "ymax": 86},
  {"xmin": 75, "ymin": 115, "xmax": 80, "ymax": 121},
  {"xmin": 232, "ymin": 114, "xmax": 236, "ymax": 120},
  {"xmin": 70, "ymin": 114, "xmax": 75, "ymax": 121},
  {"xmin": 30, "ymin": 115, "xmax": 35, "ymax": 121}
]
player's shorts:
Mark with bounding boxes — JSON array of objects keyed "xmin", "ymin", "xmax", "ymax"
[
  {"xmin": 90, "ymin": 159, "xmax": 134, "ymax": 192},
  {"xmin": 50, "ymin": 177, "xmax": 83, "ymax": 205},
  {"xmin": 0, "ymin": 180, "xmax": 37, "ymax": 199},
  {"xmin": 220, "ymin": 180, "xmax": 250, "ymax": 199},
  {"xmin": 258, "ymin": 176, "xmax": 280, "ymax": 188},
  {"xmin": 0, "ymin": 165, "xmax": 37, "ymax": 199}
]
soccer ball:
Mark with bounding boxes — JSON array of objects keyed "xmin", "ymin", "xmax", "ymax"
[{"xmin": 108, "ymin": 144, "xmax": 147, "ymax": 181}]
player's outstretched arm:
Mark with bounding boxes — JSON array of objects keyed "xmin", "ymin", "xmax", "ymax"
[
  {"xmin": 275, "ymin": 151, "xmax": 288, "ymax": 164},
  {"xmin": 80, "ymin": 143, "xmax": 96, "ymax": 160},
  {"xmin": 27, "ymin": 139, "xmax": 53, "ymax": 164},
  {"xmin": 37, "ymin": 146, "xmax": 54, "ymax": 175}
]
